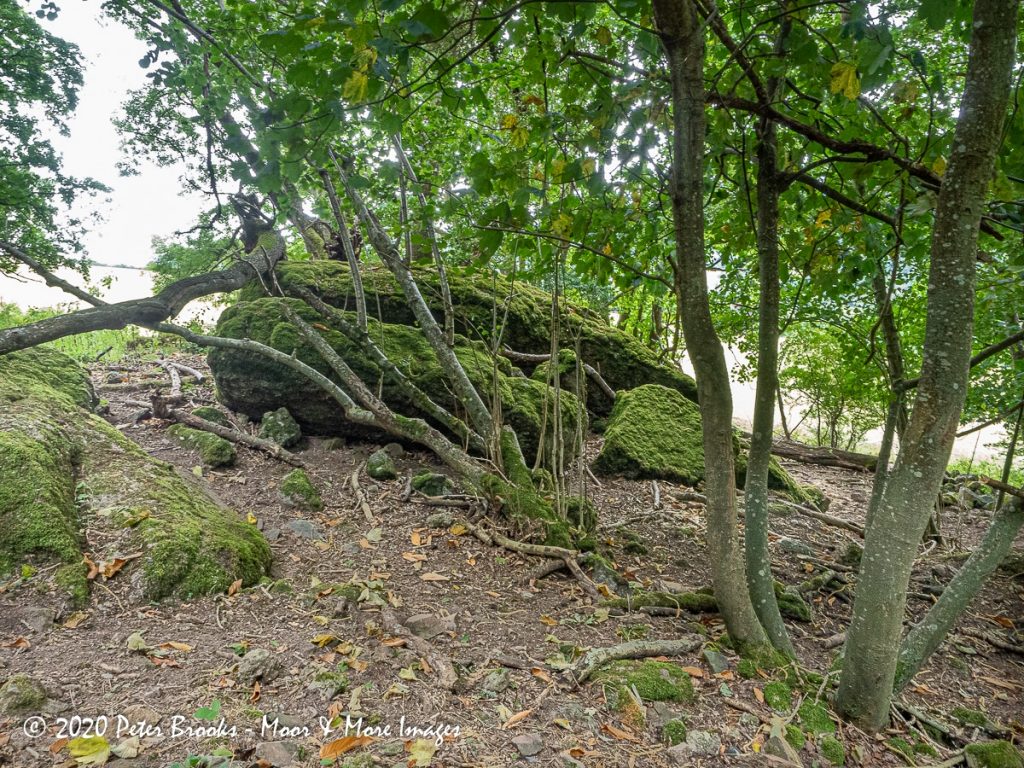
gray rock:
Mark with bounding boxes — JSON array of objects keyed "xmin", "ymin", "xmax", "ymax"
[
  {"xmin": 383, "ymin": 442, "xmax": 405, "ymax": 458},
  {"xmin": 779, "ymin": 537, "xmax": 814, "ymax": 556},
  {"xmin": 17, "ymin": 606, "xmax": 54, "ymax": 635},
  {"xmin": 254, "ymin": 740, "xmax": 300, "ymax": 766},
  {"xmin": 412, "ymin": 471, "xmax": 451, "ymax": 497},
  {"xmin": 425, "ymin": 511, "xmax": 455, "ymax": 529},
  {"xmin": 264, "ymin": 527, "xmax": 281, "ymax": 542},
  {"xmin": 236, "ymin": 648, "xmax": 283, "ymax": 684},
  {"xmin": 684, "ymin": 730, "xmax": 721, "ymax": 756},
  {"xmin": 404, "ymin": 613, "xmax": 454, "ymax": 640},
  {"xmin": 284, "ymin": 519, "xmax": 323, "ymax": 540},
  {"xmin": 702, "ymin": 648, "xmax": 730, "ymax": 675},
  {"xmin": 105, "ymin": 371, "xmax": 126, "ymax": 384},
  {"xmin": 512, "ymin": 732, "xmax": 545, "ymax": 757},
  {"xmin": 0, "ymin": 674, "xmax": 47, "ymax": 714},
  {"xmin": 482, "ymin": 668, "xmax": 511, "ymax": 694},
  {"xmin": 259, "ymin": 407, "xmax": 302, "ymax": 448},
  {"xmin": 763, "ymin": 734, "xmax": 803, "ymax": 766},
  {"xmin": 367, "ymin": 448, "xmax": 398, "ymax": 480}
]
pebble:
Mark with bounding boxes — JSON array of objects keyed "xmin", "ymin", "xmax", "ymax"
[
  {"xmin": 254, "ymin": 740, "xmax": 300, "ymax": 766},
  {"xmin": 284, "ymin": 519, "xmax": 323, "ymax": 540},
  {"xmin": 236, "ymin": 648, "xmax": 284, "ymax": 684},
  {"xmin": 512, "ymin": 732, "xmax": 545, "ymax": 757}
]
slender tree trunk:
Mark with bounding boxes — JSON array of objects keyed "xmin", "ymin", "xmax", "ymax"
[
  {"xmin": 836, "ymin": 0, "xmax": 1019, "ymax": 730},
  {"xmin": 744, "ymin": 63, "xmax": 794, "ymax": 657},
  {"xmin": 318, "ymin": 169, "xmax": 367, "ymax": 331},
  {"xmin": 894, "ymin": 495, "xmax": 1024, "ymax": 691},
  {"xmin": 654, "ymin": 0, "xmax": 770, "ymax": 653}
]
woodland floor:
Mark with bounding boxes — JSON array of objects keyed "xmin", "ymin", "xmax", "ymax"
[{"xmin": 1, "ymin": 353, "xmax": 1022, "ymax": 768}]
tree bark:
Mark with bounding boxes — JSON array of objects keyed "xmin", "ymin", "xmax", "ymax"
[
  {"xmin": 836, "ymin": 0, "xmax": 1019, "ymax": 731},
  {"xmin": 653, "ymin": 0, "xmax": 770, "ymax": 653},
  {"xmin": 894, "ymin": 496, "xmax": 1024, "ymax": 692}
]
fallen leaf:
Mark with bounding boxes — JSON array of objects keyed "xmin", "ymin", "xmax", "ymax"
[
  {"xmin": 502, "ymin": 709, "xmax": 532, "ymax": 729},
  {"xmin": 420, "ymin": 572, "xmax": 449, "ymax": 582},
  {"xmin": 407, "ymin": 737, "xmax": 437, "ymax": 766},
  {"xmin": 1, "ymin": 636, "xmax": 30, "ymax": 649},
  {"xmin": 68, "ymin": 736, "xmax": 110, "ymax": 766},
  {"xmin": 449, "ymin": 523, "xmax": 468, "ymax": 535},
  {"xmin": 246, "ymin": 512, "xmax": 258, "ymax": 524},
  {"xmin": 381, "ymin": 637, "xmax": 407, "ymax": 647},
  {"xmin": 110, "ymin": 736, "xmax": 140, "ymax": 759},
  {"xmin": 251, "ymin": 680, "xmax": 261, "ymax": 702},
  {"xmin": 148, "ymin": 656, "xmax": 181, "ymax": 667},
  {"xmin": 227, "ymin": 578, "xmax": 242, "ymax": 596},
  {"xmin": 601, "ymin": 722, "xmax": 637, "ymax": 741},
  {"xmin": 985, "ymin": 614, "xmax": 1016, "ymax": 629},
  {"xmin": 312, "ymin": 634, "xmax": 340, "ymax": 647},
  {"xmin": 539, "ymin": 615, "xmax": 558, "ymax": 626},
  {"xmin": 753, "ymin": 687, "xmax": 765, "ymax": 704},
  {"xmin": 681, "ymin": 666, "xmax": 704, "ymax": 678},
  {"xmin": 399, "ymin": 666, "xmax": 418, "ymax": 681},
  {"xmin": 49, "ymin": 737, "xmax": 69, "ymax": 753},
  {"xmin": 83, "ymin": 554, "xmax": 99, "ymax": 580},
  {"xmin": 159, "ymin": 641, "xmax": 193, "ymax": 653},
  {"xmin": 366, "ymin": 527, "xmax": 383, "ymax": 543},
  {"xmin": 411, "ymin": 531, "xmax": 423, "ymax": 546},
  {"xmin": 531, "ymin": 667, "xmax": 553, "ymax": 684},
  {"xmin": 402, "ymin": 552, "xmax": 428, "ymax": 563},
  {"xmin": 126, "ymin": 631, "xmax": 149, "ymax": 653},
  {"xmin": 320, "ymin": 735, "xmax": 375, "ymax": 758},
  {"xmin": 63, "ymin": 611, "xmax": 89, "ymax": 629}
]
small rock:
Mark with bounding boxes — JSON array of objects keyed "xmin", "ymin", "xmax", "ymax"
[
  {"xmin": 512, "ymin": 732, "xmax": 545, "ymax": 757},
  {"xmin": 279, "ymin": 469, "xmax": 323, "ymax": 511},
  {"xmin": 684, "ymin": 730, "xmax": 721, "ymax": 756},
  {"xmin": 367, "ymin": 448, "xmax": 398, "ymax": 480},
  {"xmin": 284, "ymin": 519, "xmax": 323, "ymax": 540},
  {"xmin": 411, "ymin": 471, "xmax": 451, "ymax": 497},
  {"xmin": 763, "ymin": 734, "xmax": 803, "ymax": 766},
  {"xmin": 263, "ymin": 712, "xmax": 304, "ymax": 729},
  {"xmin": 383, "ymin": 442, "xmax": 405, "ymax": 458},
  {"xmin": 105, "ymin": 371, "xmax": 126, "ymax": 384},
  {"xmin": 254, "ymin": 740, "xmax": 300, "ymax": 766},
  {"xmin": 404, "ymin": 613, "xmax": 454, "ymax": 639},
  {"xmin": 379, "ymin": 741, "xmax": 405, "ymax": 756},
  {"xmin": 122, "ymin": 704, "xmax": 161, "ymax": 725},
  {"xmin": 482, "ymin": 668, "xmax": 511, "ymax": 693},
  {"xmin": 739, "ymin": 713, "xmax": 759, "ymax": 729},
  {"xmin": 192, "ymin": 405, "xmax": 231, "ymax": 427},
  {"xmin": 17, "ymin": 606, "xmax": 54, "ymax": 635},
  {"xmin": 264, "ymin": 527, "xmax": 281, "ymax": 542},
  {"xmin": 0, "ymin": 674, "xmax": 47, "ymax": 714},
  {"xmin": 779, "ymin": 537, "xmax": 814, "ymax": 556},
  {"xmin": 702, "ymin": 648, "xmax": 730, "ymax": 675},
  {"xmin": 236, "ymin": 648, "xmax": 283, "ymax": 684},
  {"xmin": 425, "ymin": 511, "xmax": 454, "ymax": 529},
  {"xmin": 849, "ymin": 490, "xmax": 867, "ymax": 503},
  {"xmin": 259, "ymin": 407, "xmax": 302, "ymax": 448}
]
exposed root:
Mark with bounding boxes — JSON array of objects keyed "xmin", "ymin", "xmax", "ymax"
[
  {"xmin": 570, "ymin": 637, "xmax": 701, "ymax": 684},
  {"xmin": 375, "ymin": 602, "xmax": 458, "ymax": 691}
]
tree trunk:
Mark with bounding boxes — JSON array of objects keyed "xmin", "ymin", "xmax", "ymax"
[
  {"xmin": 744, "ymin": 61, "xmax": 794, "ymax": 657},
  {"xmin": 836, "ymin": 0, "xmax": 1019, "ymax": 731},
  {"xmin": 653, "ymin": 0, "xmax": 770, "ymax": 653},
  {"xmin": 894, "ymin": 496, "xmax": 1024, "ymax": 691}
]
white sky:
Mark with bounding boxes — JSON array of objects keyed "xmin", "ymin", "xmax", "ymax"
[{"xmin": 39, "ymin": 1, "xmax": 207, "ymax": 268}]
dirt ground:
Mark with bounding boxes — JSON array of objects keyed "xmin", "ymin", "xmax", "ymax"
[{"xmin": 1, "ymin": 353, "xmax": 1021, "ymax": 768}]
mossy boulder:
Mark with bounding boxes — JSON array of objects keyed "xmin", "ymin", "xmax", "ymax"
[
  {"xmin": 0, "ymin": 348, "xmax": 272, "ymax": 603},
  {"xmin": 279, "ymin": 469, "xmax": 322, "ymax": 511},
  {"xmin": 595, "ymin": 660, "xmax": 695, "ymax": 708},
  {"xmin": 236, "ymin": 261, "xmax": 697, "ymax": 414},
  {"xmin": 367, "ymin": 448, "xmax": 398, "ymax": 480},
  {"xmin": 965, "ymin": 742, "xmax": 1024, "ymax": 768},
  {"xmin": 819, "ymin": 734, "xmax": 845, "ymax": 765},
  {"xmin": 192, "ymin": 405, "xmax": 231, "ymax": 427},
  {"xmin": 167, "ymin": 424, "xmax": 236, "ymax": 467},
  {"xmin": 593, "ymin": 384, "xmax": 813, "ymax": 501},
  {"xmin": 411, "ymin": 471, "xmax": 451, "ymax": 497},
  {"xmin": 662, "ymin": 719, "xmax": 687, "ymax": 746},
  {"xmin": 208, "ymin": 297, "xmax": 582, "ymax": 465},
  {"xmin": 259, "ymin": 407, "xmax": 302, "ymax": 448},
  {"xmin": 0, "ymin": 674, "xmax": 47, "ymax": 714},
  {"xmin": 797, "ymin": 700, "xmax": 836, "ymax": 736}
]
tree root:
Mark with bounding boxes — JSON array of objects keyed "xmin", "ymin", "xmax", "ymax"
[
  {"xmin": 960, "ymin": 626, "xmax": 1024, "ymax": 655},
  {"xmin": 155, "ymin": 401, "xmax": 305, "ymax": 467},
  {"xmin": 570, "ymin": 637, "xmax": 701, "ymax": 684},
  {"xmin": 771, "ymin": 497, "xmax": 865, "ymax": 536},
  {"xmin": 459, "ymin": 519, "xmax": 600, "ymax": 600},
  {"xmin": 375, "ymin": 602, "xmax": 458, "ymax": 691}
]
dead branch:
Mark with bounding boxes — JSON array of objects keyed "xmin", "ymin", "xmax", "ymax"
[
  {"xmin": 772, "ymin": 497, "xmax": 866, "ymax": 536},
  {"xmin": 157, "ymin": 404, "xmax": 305, "ymax": 467},
  {"xmin": 375, "ymin": 602, "xmax": 458, "ymax": 690},
  {"xmin": 159, "ymin": 360, "xmax": 182, "ymax": 396},
  {"xmin": 979, "ymin": 475, "xmax": 1024, "ymax": 500}
]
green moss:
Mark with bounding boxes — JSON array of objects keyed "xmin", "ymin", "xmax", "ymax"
[
  {"xmin": 886, "ymin": 738, "xmax": 912, "ymax": 758},
  {"xmin": 785, "ymin": 725, "xmax": 806, "ymax": 750},
  {"xmin": 601, "ymin": 590, "xmax": 719, "ymax": 613},
  {"xmin": 312, "ymin": 667, "xmax": 350, "ymax": 697},
  {"xmin": 0, "ymin": 675, "xmax": 48, "ymax": 714},
  {"xmin": 237, "ymin": 260, "xmax": 697, "ymax": 413},
  {"xmin": 280, "ymin": 469, "xmax": 322, "ymax": 511},
  {"xmin": 798, "ymin": 700, "xmax": 836, "ymax": 735},
  {"xmin": 167, "ymin": 424, "xmax": 237, "ymax": 467},
  {"xmin": 565, "ymin": 497, "xmax": 598, "ymax": 533},
  {"xmin": 819, "ymin": 735, "xmax": 845, "ymax": 765},
  {"xmin": 55, "ymin": 562, "xmax": 90, "ymax": 606},
  {"xmin": 964, "ymin": 742, "xmax": 1023, "ymax": 768},
  {"xmin": 594, "ymin": 660, "xmax": 695, "ymax": 705},
  {"xmin": 763, "ymin": 681, "xmax": 793, "ymax": 711},
  {"xmin": 366, "ymin": 448, "xmax": 398, "ymax": 480},
  {"xmin": 411, "ymin": 471, "xmax": 450, "ymax": 497},
  {"xmin": 737, "ymin": 658, "xmax": 758, "ymax": 679},
  {"xmin": 952, "ymin": 707, "xmax": 990, "ymax": 728},
  {"xmin": 192, "ymin": 406, "xmax": 231, "ymax": 427},
  {"xmin": 915, "ymin": 742, "xmax": 939, "ymax": 758},
  {"xmin": 617, "ymin": 528, "xmax": 648, "ymax": 555},
  {"xmin": 662, "ymin": 719, "xmax": 687, "ymax": 746},
  {"xmin": 775, "ymin": 585, "xmax": 813, "ymax": 622},
  {"xmin": 258, "ymin": 407, "xmax": 301, "ymax": 448},
  {"xmin": 593, "ymin": 384, "xmax": 809, "ymax": 499}
]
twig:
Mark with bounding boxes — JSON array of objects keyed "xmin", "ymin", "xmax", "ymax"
[
  {"xmin": 159, "ymin": 405, "xmax": 305, "ymax": 467},
  {"xmin": 773, "ymin": 498, "xmax": 865, "ymax": 536},
  {"xmin": 166, "ymin": 360, "xmax": 205, "ymax": 382},
  {"xmin": 158, "ymin": 360, "xmax": 182, "ymax": 396},
  {"xmin": 960, "ymin": 626, "xmax": 1024, "ymax": 655},
  {"xmin": 351, "ymin": 466, "xmax": 376, "ymax": 523}
]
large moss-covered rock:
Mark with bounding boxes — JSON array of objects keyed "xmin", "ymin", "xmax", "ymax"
[
  {"xmin": 208, "ymin": 297, "xmax": 582, "ymax": 465},
  {"xmin": 593, "ymin": 384, "xmax": 812, "ymax": 501},
  {"xmin": 0, "ymin": 348, "xmax": 271, "ymax": 602},
  {"xmin": 236, "ymin": 261, "xmax": 697, "ymax": 412},
  {"xmin": 167, "ymin": 424, "xmax": 237, "ymax": 467}
]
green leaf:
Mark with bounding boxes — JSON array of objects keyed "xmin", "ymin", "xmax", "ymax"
[{"xmin": 918, "ymin": 0, "xmax": 956, "ymax": 30}]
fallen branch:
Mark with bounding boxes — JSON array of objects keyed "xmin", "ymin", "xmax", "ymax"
[
  {"xmin": 500, "ymin": 347, "xmax": 617, "ymax": 401},
  {"xmin": 159, "ymin": 360, "xmax": 182, "ymax": 396},
  {"xmin": 979, "ymin": 475, "xmax": 1024, "ymax": 501},
  {"xmin": 772, "ymin": 497, "xmax": 865, "ymax": 536},
  {"xmin": 960, "ymin": 626, "xmax": 1024, "ymax": 655},
  {"xmin": 571, "ymin": 637, "xmax": 702, "ymax": 683},
  {"xmin": 375, "ymin": 602, "xmax": 457, "ymax": 690},
  {"xmin": 158, "ymin": 405, "xmax": 305, "ymax": 467},
  {"xmin": 769, "ymin": 438, "xmax": 877, "ymax": 472}
]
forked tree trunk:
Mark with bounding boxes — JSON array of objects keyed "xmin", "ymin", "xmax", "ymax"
[
  {"xmin": 653, "ymin": 0, "xmax": 770, "ymax": 653},
  {"xmin": 836, "ymin": 0, "xmax": 1019, "ymax": 731}
]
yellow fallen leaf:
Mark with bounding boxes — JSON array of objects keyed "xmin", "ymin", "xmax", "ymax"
[
  {"xmin": 502, "ymin": 709, "xmax": 532, "ymax": 729},
  {"xmin": 312, "ymin": 634, "xmax": 339, "ymax": 648},
  {"xmin": 449, "ymin": 523, "xmax": 468, "ymax": 535},
  {"xmin": 68, "ymin": 736, "xmax": 110, "ymax": 766},
  {"xmin": 227, "ymin": 578, "xmax": 242, "ymax": 596},
  {"xmin": 420, "ymin": 572, "xmax": 449, "ymax": 582},
  {"xmin": 320, "ymin": 735, "xmax": 374, "ymax": 758},
  {"xmin": 159, "ymin": 641, "xmax": 193, "ymax": 653},
  {"xmin": 407, "ymin": 737, "xmax": 437, "ymax": 766},
  {"xmin": 246, "ymin": 512, "xmax": 258, "ymax": 524}
]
